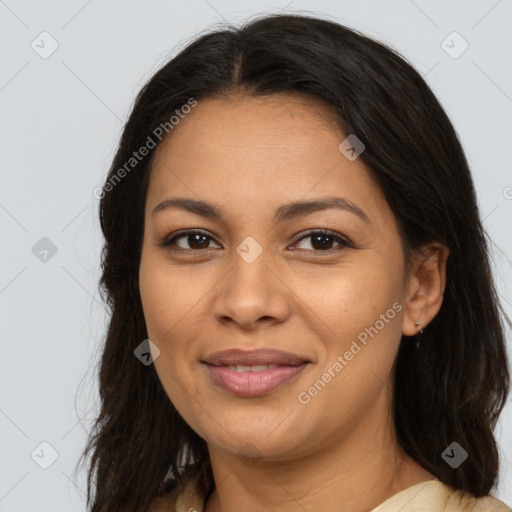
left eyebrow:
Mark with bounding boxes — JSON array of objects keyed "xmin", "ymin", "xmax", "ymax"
[
  {"xmin": 274, "ymin": 196, "xmax": 370, "ymax": 225},
  {"xmin": 151, "ymin": 196, "xmax": 371, "ymax": 225}
]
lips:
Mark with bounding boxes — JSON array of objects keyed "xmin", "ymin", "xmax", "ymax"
[
  {"xmin": 202, "ymin": 348, "xmax": 310, "ymax": 397},
  {"xmin": 202, "ymin": 348, "xmax": 309, "ymax": 367}
]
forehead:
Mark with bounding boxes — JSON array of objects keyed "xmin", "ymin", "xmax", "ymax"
[
  {"xmin": 153, "ymin": 93, "xmax": 341, "ymax": 161},
  {"xmin": 146, "ymin": 93, "xmax": 388, "ymax": 225}
]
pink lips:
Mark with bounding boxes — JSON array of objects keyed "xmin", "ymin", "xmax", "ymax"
[{"xmin": 202, "ymin": 348, "xmax": 310, "ymax": 397}]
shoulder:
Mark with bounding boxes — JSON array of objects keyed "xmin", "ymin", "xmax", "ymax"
[
  {"xmin": 149, "ymin": 488, "xmax": 179, "ymax": 512},
  {"xmin": 444, "ymin": 489, "xmax": 511, "ymax": 511},
  {"xmin": 149, "ymin": 474, "xmax": 209, "ymax": 512},
  {"xmin": 372, "ymin": 480, "xmax": 511, "ymax": 512},
  {"xmin": 148, "ymin": 481, "xmax": 180, "ymax": 512},
  {"xmin": 151, "ymin": 477, "xmax": 511, "ymax": 512}
]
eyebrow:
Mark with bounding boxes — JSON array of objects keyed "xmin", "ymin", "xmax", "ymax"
[{"xmin": 151, "ymin": 196, "xmax": 370, "ymax": 224}]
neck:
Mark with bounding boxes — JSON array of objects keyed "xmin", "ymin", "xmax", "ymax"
[{"xmin": 204, "ymin": 396, "xmax": 434, "ymax": 512}]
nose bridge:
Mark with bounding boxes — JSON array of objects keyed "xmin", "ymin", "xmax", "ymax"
[
  {"xmin": 212, "ymin": 234, "xmax": 290, "ymax": 326},
  {"xmin": 228, "ymin": 234, "xmax": 275, "ymax": 300}
]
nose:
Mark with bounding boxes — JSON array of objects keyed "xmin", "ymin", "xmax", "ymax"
[{"xmin": 211, "ymin": 246, "xmax": 292, "ymax": 330}]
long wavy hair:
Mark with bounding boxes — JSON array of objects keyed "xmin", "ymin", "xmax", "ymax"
[{"xmin": 76, "ymin": 12, "xmax": 510, "ymax": 511}]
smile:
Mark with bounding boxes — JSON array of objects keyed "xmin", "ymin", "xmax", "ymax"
[{"xmin": 204, "ymin": 362, "xmax": 309, "ymax": 397}]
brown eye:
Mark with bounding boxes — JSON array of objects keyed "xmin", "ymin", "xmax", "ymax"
[
  {"xmin": 162, "ymin": 230, "xmax": 220, "ymax": 251},
  {"xmin": 293, "ymin": 230, "xmax": 352, "ymax": 252},
  {"xmin": 161, "ymin": 229, "xmax": 353, "ymax": 253}
]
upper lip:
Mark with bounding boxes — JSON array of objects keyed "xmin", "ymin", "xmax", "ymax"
[{"xmin": 202, "ymin": 348, "xmax": 309, "ymax": 366}]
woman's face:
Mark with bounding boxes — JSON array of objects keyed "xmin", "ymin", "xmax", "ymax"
[{"xmin": 139, "ymin": 93, "xmax": 414, "ymax": 462}]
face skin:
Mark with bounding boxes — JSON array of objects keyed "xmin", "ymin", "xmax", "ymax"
[{"xmin": 139, "ymin": 93, "xmax": 449, "ymax": 512}]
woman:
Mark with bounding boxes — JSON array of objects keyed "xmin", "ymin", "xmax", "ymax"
[{"xmin": 79, "ymin": 13, "xmax": 511, "ymax": 512}]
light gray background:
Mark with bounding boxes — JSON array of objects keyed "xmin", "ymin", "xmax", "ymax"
[{"xmin": 1, "ymin": 1, "xmax": 511, "ymax": 510}]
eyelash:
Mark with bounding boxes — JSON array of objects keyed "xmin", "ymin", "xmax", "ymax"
[{"xmin": 160, "ymin": 229, "xmax": 354, "ymax": 254}]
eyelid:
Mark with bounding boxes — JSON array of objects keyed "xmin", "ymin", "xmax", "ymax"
[
  {"xmin": 293, "ymin": 229, "xmax": 354, "ymax": 250},
  {"xmin": 160, "ymin": 228, "xmax": 354, "ymax": 252},
  {"xmin": 160, "ymin": 229, "xmax": 219, "ymax": 249}
]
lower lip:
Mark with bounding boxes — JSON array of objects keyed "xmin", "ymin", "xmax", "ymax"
[{"xmin": 204, "ymin": 363, "xmax": 308, "ymax": 397}]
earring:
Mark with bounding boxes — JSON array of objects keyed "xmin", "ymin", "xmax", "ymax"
[
  {"xmin": 414, "ymin": 320, "xmax": 424, "ymax": 349},
  {"xmin": 414, "ymin": 320, "xmax": 424, "ymax": 335}
]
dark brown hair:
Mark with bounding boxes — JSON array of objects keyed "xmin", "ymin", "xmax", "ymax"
[{"xmin": 76, "ymin": 12, "xmax": 510, "ymax": 511}]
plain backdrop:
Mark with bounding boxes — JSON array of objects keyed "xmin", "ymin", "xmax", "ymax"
[{"xmin": 1, "ymin": 1, "xmax": 511, "ymax": 510}]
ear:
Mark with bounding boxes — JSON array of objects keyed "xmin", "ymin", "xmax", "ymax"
[{"xmin": 402, "ymin": 242, "xmax": 450, "ymax": 336}]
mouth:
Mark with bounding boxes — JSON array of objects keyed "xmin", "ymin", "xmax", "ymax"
[
  {"xmin": 201, "ymin": 348, "xmax": 311, "ymax": 397},
  {"xmin": 202, "ymin": 348, "xmax": 310, "ymax": 367}
]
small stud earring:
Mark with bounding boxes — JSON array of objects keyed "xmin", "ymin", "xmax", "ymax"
[{"xmin": 414, "ymin": 320, "xmax": 424, "ymax": 335}]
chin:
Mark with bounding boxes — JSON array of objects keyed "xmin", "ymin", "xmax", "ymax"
[{"xmin": 202, "ymin": 422, "xmax": 311, "ymax": 462}]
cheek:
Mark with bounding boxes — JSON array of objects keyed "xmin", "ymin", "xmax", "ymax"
[
  {"xmin": 307, "ymin": 263, "xmax": 402, "ymax": 335},
  {"xmin": 305, "ymin": 261, "xmax": 404, "ymax": 396},
  {"xmin": 139, "ymin": 255, "xmax": 205, "ymax": 376},
  {"xmin": 139, "ymin": 256, "xmax": 199, "ymax": 339},
  {"xmin": 153, "ymin": 358, "xmax": 213, "ymax": 441},
  {"xmin": 140, "ymin": 272, "xmax": 207, "ymax": 432}
]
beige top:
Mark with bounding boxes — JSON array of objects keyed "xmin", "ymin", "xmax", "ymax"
[{"xmin": 150, "ymin": 477, "xmax": 512, "ymax": 512}]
